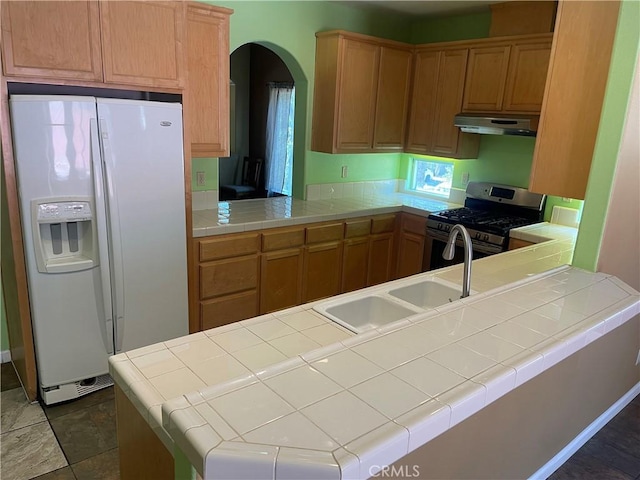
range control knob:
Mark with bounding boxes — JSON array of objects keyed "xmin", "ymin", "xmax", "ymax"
[
  {"xmin": 475, "ymin": 232, "xmax": 482, "ymax": 240},
  {"xmin": 444, "ymin": 225, "xmax": 451, "ymax": 232},
  {"xmin": 483, "ymin": 234, "xmax": 489, "ymax": 241},
  {"xmin": 437, "ymin": 223, "xmax": 443, "ymax": 230}
]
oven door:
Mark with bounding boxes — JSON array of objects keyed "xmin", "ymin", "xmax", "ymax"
[{"xmin": 426, "ymin": 230, "xmax": 494, "ymax": 270}]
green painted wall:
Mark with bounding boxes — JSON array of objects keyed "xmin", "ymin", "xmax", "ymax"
[
  {"xmin": 410, "ymin": 11, "xmax": 491, "ymax": 44},
  {"xmin": 191, "ymin": 157, "xmax": 219, "ymax": 191},
  {"xmin": 572, "ymin": 1, "xmax": 640, "ymax": 271},
  {"xmin": 305, "ymin": 152, "xmax": 402, "ymax": 184}
]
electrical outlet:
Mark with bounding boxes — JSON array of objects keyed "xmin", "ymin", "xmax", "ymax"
[
  {"xmin": 462, "ymin": 172, "xmax": 470, "ymax": 185},
  {"xmin": 341, "ymin": 165, "xmax": 348, "ymax": 178},
  {"xmin": 196, "ymin": 171, "xmax": 206, "ymax": 187}
]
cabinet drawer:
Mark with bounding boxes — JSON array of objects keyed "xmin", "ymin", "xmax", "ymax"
[
  {"xmin": 344, "ymin": 218, "xmax": 371, "ymax": 238},
  {"xmin": 401, "ymin": 214, "xmax": 427, "ymax": 235},
  {"xmin": 200, "ymin": 255, "xmax": 259, "ymax": 299},
  {"xmin": 199, "ymin": 233, "xmax": 260, "ymax": 262},
  {"xmin": 201, "ymin": 290, "xmax": 258, "ymax": 330},
  {"xmin": 306, "ymin": 223, "xmax": 343, "ymax": 244},
  {"xmin": 371, "ymin": 214, "xmax": 396, "ymax": 234},
  {"xmin": 262, "ymin": 227, "xmax": 305, "ymax": 252}
]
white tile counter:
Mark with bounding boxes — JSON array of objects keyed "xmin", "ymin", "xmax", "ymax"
[
  {"xmin": 510, "ymin": 221, "xmax": 579, "ymax": 244},
  {"xmin": 192, "ymin": 194, "xmax": 460, "ymax": 237},
  {"xmin": 108, "ymin": 217, "xmax": 640, "ymax": 479}
]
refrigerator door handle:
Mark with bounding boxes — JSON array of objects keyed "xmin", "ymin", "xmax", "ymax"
[
  {"xmin": 90, "ymin": 118, "xmax": 115, "ymax": 355},
  {"xmin": 99, "ymin": 118, "xmax": 126, "ymax": 353}
]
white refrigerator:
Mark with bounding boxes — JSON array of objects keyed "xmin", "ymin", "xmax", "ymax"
[{"xmin": 10, "ymin": 95, "xmax": 189, "ymax": 404}]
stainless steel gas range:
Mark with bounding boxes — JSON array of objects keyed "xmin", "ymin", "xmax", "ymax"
[{"xmin": 426, "ymin": 182, "xmax": 546, "ymax": 268}]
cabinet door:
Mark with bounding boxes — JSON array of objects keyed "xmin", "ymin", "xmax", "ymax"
[
  {"xmin": 367, "ymin": 233, "xmax": 394, "ymax": 286},
  {"xmin": 530, "ymin": 1, "xmax": 620, "ymax": 200},
  {"xmin": 396, "ymin": 232, "xmax": 426, "ymax": 279},
  {"xmin": 186, "ymin": 3, "xmax": 231, "ymax": 157},
  {"xmin": 342, "ymin": 237, "xmax": 370, "ymax": 293},
  {"xmin": 503, "ymin": 41, "xmax": 552, "ymax": 112},
  {"xmin": 395, "ymin": 214, "xmax": 427, "ymax": 279},
  {"xmin": 1, "ymin": 1, "xmax": 102, "ymax": 81},
  {"xmin": 431, "ymin": 49, "xmax": 473, "ymax": 156},
  {"xmin": 201, "ymin": 290, "xmax": 258, "ymax": 330},
  {"xmin": 462, "ymin": 45, "xmax": 511, "ymax": 112},
  {"xmin": 100, "ymin": 1, "xmax": 185, "ymax": 88},
  {"xmin": 260, "ymin": 248, "xmax": 303, "ymax": 314},
  {"xmin": 373, "ymin": 46, "xmax": 412, "ymax": 151},
  {"xmin": 200, "ymin": 255, "xmax": 259, "ymax": 299},
  {"xmin": 303, "ymin": 242, "xmax": 343, "ymax": 303},
  {"xmin": 336, "ymin": 39, "xmax": 380, "ymax": 151},
  {"xmin": 405, "ymin": 50, "xmax": 441, "ymax": 154}
]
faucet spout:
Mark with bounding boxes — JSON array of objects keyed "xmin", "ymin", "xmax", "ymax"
[{"xmin": 442, "ymin": 224, "xmax": 473, "ymax": 298}]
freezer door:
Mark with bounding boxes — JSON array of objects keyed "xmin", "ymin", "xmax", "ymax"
[
  {"xmin": 10, "ymin": 95, "xmax": 113, "ymax": 388},
  {"xmin": 97, "ymin": 98, "xmax": 188, "ymax": 352}
]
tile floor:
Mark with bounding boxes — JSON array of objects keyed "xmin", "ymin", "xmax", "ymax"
[
  {"xmin": 1, "ymin": 361, "xmax": 638, "ymax": 479},
  {"xmin": 1, "ymin": 363, "xmax": 119, "ymax": 480}
]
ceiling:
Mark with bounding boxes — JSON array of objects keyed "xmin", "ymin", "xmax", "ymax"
[{"xmin": 338, "ymin": 0, "xmax": 506, "ymax": 17}]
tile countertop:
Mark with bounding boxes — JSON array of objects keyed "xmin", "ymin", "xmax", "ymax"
[
  {"xmin": 191, "ymin": 194, "xmax": 461, "ymax": 237},
  {"xmin": 108, "ymin": 219, "xmax": 640, "ymax": 479}
]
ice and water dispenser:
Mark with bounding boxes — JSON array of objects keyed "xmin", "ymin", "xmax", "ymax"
[{"xmin": 31, "ymin": 198, "xmax": 98, "ymax": 273}]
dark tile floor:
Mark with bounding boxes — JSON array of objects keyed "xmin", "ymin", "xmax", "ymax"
[
  {"xmin": 2, "ymin": 361, "xmax": 639, "ymax": 479},
  {"xmin": 549, "ymin": 393, "xmax": 640, "ymax": 480},
  {"xmin": 1, "ymin": 362, "xmax": 120, "ymax": 480}
]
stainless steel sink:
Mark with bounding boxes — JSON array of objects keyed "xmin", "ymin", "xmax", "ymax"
[
  {"xmin": 387, "ymin": 280, "xmax": 463, "ymax": 309},
  {"xmin": 313, "ymin": 295, "xmax": 421, "ymax": 334}
]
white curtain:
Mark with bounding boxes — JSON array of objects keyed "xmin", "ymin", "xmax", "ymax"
[{"xmin": 265, "ymin": 85, "xmax": 295, "ymax": 196}]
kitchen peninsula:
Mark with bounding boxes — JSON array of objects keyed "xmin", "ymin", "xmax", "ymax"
[{"xmin": 110, "ymin": 196, "xmax": 639, "ymax": 480}]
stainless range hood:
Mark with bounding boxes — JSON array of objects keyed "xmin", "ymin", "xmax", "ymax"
[{"xmin": 454, "ymin": 113, "xmax": 539, "ymax": 136}]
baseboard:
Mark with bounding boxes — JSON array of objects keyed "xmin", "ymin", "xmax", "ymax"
[
  {"xmin": 1, "ymin": 350, "xmax": 11, "ymax": 363},
  {"xmin": 530, "ymin": 381, "xmax": 640, "ymax": 479}
]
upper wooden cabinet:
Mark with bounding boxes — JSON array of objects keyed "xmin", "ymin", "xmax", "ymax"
[
  {"xmin": 185, "ymin": 2, "xmax": 232, "ymax": 157},
  {"xmin": 1, "ymin": 0, "xmax": 185, "ymax": 89},
  {"xmin": 462, "ymin": 34, "xmax": 553, "ymax": 113},
  {"xmin": 502, "ymin": 40, "xmax": 553, "ymax": 112},
  {"xmin": 406, "ymin": 47, "xmax": 479, "ymax": 159},
  {"xmin": 0, "ymin": 1, "xmax": 103, "ymax": 82},
  {"xmin": 100, "ymin": 1, "xmax": 185, "ymax": 89},
  {"xmin": 312, "ymin": 31, "xmax": 412, "ymax": 153},
  {"xmin": 373, "ymin": 46, "xmax": 413, "ymax": 151},
  {"xmin": 463, "ymin": 45, "xmax": 511, "ymax": 112},
  {"xmin": 530, "ymin": 1, "xmax": 620, "ymax": 200}
]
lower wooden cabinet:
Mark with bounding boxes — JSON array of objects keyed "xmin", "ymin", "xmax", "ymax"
[
  {"xmin": 260, "ymin": 248, "xmax": 304, "ymax": 314},
  {"xmin": 342, "ymin": 237, "xmax": 370, "ymax": 293},
  {"xmin": 396, "ymin": 213, "xmax": 428, "ymax": 279},
  {"xmin": 303, "ymin": 242, "xmax": 343, "ymax": 303},
  {"xmin": 302, "ymin": 223, "xmax": 344, "ymax": 303},
  {"xmin": 192, "ymin": 213, "xmax": 434, "ymax": 330},
  {"xmin": 201, "ymin": 290, "xmax": 258, "ymax": 331},
  {"xmin": 508, "ymin": 238, "xmax": 536, "ymax": 250},
  {"xmin": 195, "ymin": 233, "xmax": 260, "ymax": 331},
  {"xmin": 367, "ymin": 232, "xmax": 395, "ymax": 286},
  {"xmin": 367, "ymin": 215, "xmax": 396, "ymax": 286}
]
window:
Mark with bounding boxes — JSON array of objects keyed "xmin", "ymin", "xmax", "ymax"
[{"xmin": 409, "ymin": 158, "xmax": 454, "ymax": 198}]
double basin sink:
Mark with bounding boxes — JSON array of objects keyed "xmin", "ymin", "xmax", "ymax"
[{"xmin": 313, "ymin": 278, "xmax": 470, "ymax": 334}]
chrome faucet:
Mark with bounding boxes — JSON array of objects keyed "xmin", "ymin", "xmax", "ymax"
[{"xmin": 442, "ymin": 224, "xmax": 473, "ymax": 298}]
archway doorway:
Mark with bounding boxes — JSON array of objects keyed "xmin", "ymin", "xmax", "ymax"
[{"xmin": 220, "ymin": 43, "xmax": 296, "ymax": 201}]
